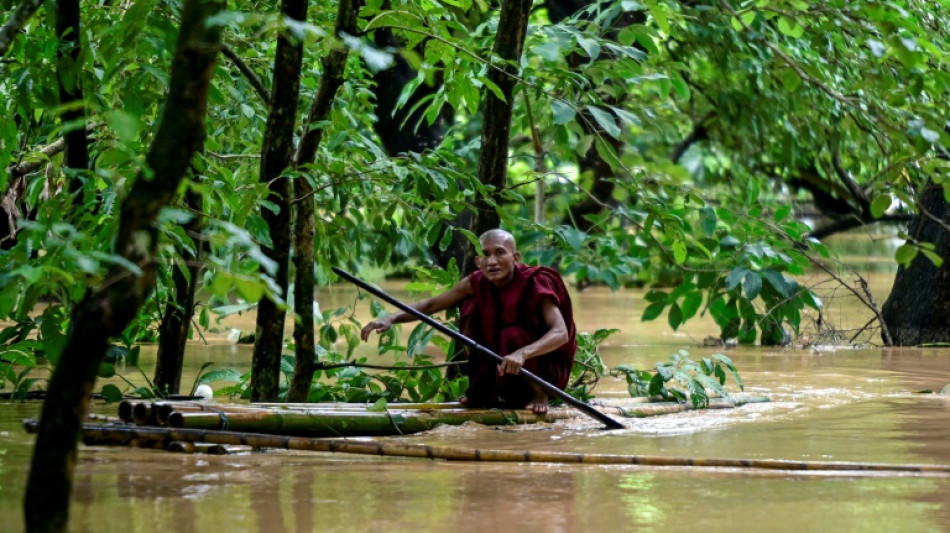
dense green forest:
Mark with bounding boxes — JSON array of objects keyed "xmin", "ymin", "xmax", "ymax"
[{"xmin": 3, "ymin": 0, "xmax": 950, "ymax": 529}]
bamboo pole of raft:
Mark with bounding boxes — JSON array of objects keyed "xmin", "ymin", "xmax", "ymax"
[
  {"xmin": 153, "ymin": 403, "xmax": 458, "ymax": 426},
  {"xmin": 331, "ymin": 267, "xmax": 624, "ymax": 430},
  {"xmin": 166, "ymin": 441, "xmax": 236, "ymax": 454},
  {"xmin": 146, "ymin": 396, "xmax": 770, "ymax": 436},
  {"xmin": 153, "ymin": 402, "xmax": 295, "ymax": 426},
  {"xmin": 252, "ymin": 402, "xmax": 465, "ymax": 410},
  {"xmin": 165, "ymin": 408, "xmax": 577, "ymax": 435},
  {"xmin": 36, "ymin": 421, "xmax": 950, "ymax": 475}
]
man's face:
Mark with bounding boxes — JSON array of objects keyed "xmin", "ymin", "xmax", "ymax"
[{"xmin": 476, "ymin": 235, "xmax": 520, "ymax": 287}]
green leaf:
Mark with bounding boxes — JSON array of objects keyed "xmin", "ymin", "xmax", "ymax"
[
  {"xmin": 773, "ymin": 204, "xmax": 791, "ymax": 223},
  {"xmin": 895, "ymin": 243, "xmax": 918, "ymax": 267},
  {"xmin": 671, "ymin": 77, "xmax": 690, "ymax": 100},
  {"xmin": 101, "ymin": 384, "xmax": 123, "ymax": 403},
  {"xmin": 698, "ymin": 206, "xmax": 717, "ymax": 236},
  {"xmin": 648, "ymin": 372, "xmax": 666, "ymax": 395},
  {"xmin": 761, "ymin": 270, "xmax": 790, "ymax": 298},
  {"xmin": 106, "ymin": 110, "xmax": 140, "ymax": 144},
  {"xmin": 725, "ymin": 267, "xmax": 749, "ymax": 291},
  {"xmin": 641, "ymin": 301, "xmax": 667, "ymax": 321},
  {"xmin": 870, "ymin": 194, "xmax": 892, "ymax": 218},
  {"xmin": 586, "ymin": 105, "xmax": 621, "ymax": 139},
  {"xmin": 672, "ymin": 239, "xmax": 687, "ymax": 264},
  {"xmin": 667, "ymin": 303, "xmax": 683, "ymax": 330},
  {"xmin": 477, "ymin": 76, "xmax": 506, "ymax": 103},
  {"xmin": 198, "ymin": 369, "xmax": 244, "ymax": 383},
  {"xmin": 97, "ymin": 363, "xmax": 116, "ymax": 379},
  {"xmin": 646, "ymin": 0, "xmax": 670, "ymax": 34},
  {"xmin": 644, "ymin": 290, "xmax": 669, "ymax": 303},
  {"xmin": 367, "ymin": 397, "xmax": 388, "ymax": 412},
  {"xmin": 551, "ymin": 100, "xmax": 576, "ymax": 125},
  {"xmin": 777, "ymin": 16, "xmax": 804, "ymax": 38},
  {"xmin": 742, "ymin": 272, "xmax": 762, "ymax": 300},
  {"xmin": 922, "ymin": 249, "xmax": 944, "ymax": 268},
  {"xmin": 680, "ymin": 291, "xmax": 703, "ymax": 320}
]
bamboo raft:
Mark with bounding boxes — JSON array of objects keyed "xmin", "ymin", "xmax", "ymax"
[
  {"xmin": 53, "ymin": 395, "xmax": 769, "ymax": 456},
  {"xmin": 113, "ymin": 395, "xmax": 771, "ymax": 438},
  {"xmin": 26, "ymin": 396, "xmax": 950, "ymax": 474}
]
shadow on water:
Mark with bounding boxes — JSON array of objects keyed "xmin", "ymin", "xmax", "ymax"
[{"xmin": 2, "ymin": 233, "xmax": 950, "ymax": 532}]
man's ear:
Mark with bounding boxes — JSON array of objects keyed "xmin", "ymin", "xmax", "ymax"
[
  {"xmin": 513, "ymin": 251, "xmax": 521, "ymax": 263},
  {"xmin": 474, "ymin": 255, "xmax": 483, "ymax": 268}
]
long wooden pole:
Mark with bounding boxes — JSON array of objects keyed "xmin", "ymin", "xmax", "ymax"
[
  {"xmin": 35, "ymin": 421, "xmax": 950, "ymax": 475},
  {"xmin": 332, "ymin": 267, "xmax": 624, "ymax": 430}
]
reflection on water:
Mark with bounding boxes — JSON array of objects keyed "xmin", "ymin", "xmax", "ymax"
[{"xmin": 2, "ymin": 261, "xmax": 950, "ymax": 532}]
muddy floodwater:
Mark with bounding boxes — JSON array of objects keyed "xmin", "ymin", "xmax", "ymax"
[{"xmin": 2, "ymin": 254, "xmax": 950, "ymax": 532}]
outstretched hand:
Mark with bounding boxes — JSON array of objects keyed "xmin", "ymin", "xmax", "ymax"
[{"xmin": 360, "ymin": 317, "xmax": 394, "ymax": 341}]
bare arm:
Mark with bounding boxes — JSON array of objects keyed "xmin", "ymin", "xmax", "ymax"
[
  {"xmin": 497, "ymin": 297, "xmax": 569, "ymax": 375},
  {"xmin": 359, "ymin": 278, "xmax": 473, "ymax": 341}
]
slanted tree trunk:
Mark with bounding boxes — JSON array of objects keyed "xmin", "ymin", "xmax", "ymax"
[
  {"xmin": 468, "ymin": 0, "xmax": 533, "ymax": 260},
  {"xmin": 154, "ymin": 190, "xmax": 204, "ymax": 394},
  {"xmin": 23, "ymin": 1, "xmax": 223, "ymax": 529},
  {"xmin": 287, "ymin": 0, "xmax": 357, "ymax": 402},
  {"xmin": 250, "ymin": 0, "xmax": 307, "ymax": 402},
  {"xmin": 881, "ymin": 184, "xmax": 950, "ymax": 345},
  {"xmin": 0, "ymin": 0, "xmax": 44, "ymax": 57},
  {"xmin": 54, "ymin": 0, "xmax": 89, "ymax": 191}
]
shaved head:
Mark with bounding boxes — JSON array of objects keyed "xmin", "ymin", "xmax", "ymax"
[
  {"xmin": 476, "ymin": 229, "xmax": 520, "ymax": 287},
  {"xmin": 479, "ymin": 229, "xmax": 516, "ymax": 253}
]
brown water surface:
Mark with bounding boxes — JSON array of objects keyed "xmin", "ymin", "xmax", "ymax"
[{"xmin": 2, "ymin": 267, "xmax": 950, "ymax": 532}]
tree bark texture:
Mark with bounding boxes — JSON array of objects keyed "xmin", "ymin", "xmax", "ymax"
[
  {"xmin": 251, "ymin": 0, "xmax": 307, "ymax": 402},
  {"xmin": 470, "ymin": 0, "xmax": 533, "ymax": 261},
  {"xmin": 154, "ymin": 190, "xmax": 204, "ymax": 394},
  {"xmin": 23, "ymin": 0, "xmax": 223, "ymax": 530},
  {"xmin": 55, "ymin": 0, "xmax": 90, "ymax": 186},
  {"xmin": 287, "ymin": 0, "xmax": 357, "ymax": 402},
  {"xmin": 881, "ymin": 184, "xmax": 950, "ymax": 345}
]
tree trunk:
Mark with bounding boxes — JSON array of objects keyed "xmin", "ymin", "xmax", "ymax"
[
  {"xmin": 154, "ymin": 190, "xmax": 204, "ymax": 394},
  {"xmin": 250, "ymin": 0, "xmax": 307, "ymax": 402},
  {"xmin": 23, "ymin": 1, "xmax": 223, "ymax": 529},
  {"xmin": 881, "ymin": 184, "xmax": 950, "ymax": 345},
  {"xmin": 55, "ymin": 0, "xmax": 89, "ymax": 190},
  {"xmin": 287, "ymin": 0, "xmax": 357, "ymax": 402},
  {"xmin": 370, "ymin": 26, "xmax": 453, "ymax": 156},
  {"xmin": 469, "ymin": 0, "xmax": 533, "ymax": 260}
]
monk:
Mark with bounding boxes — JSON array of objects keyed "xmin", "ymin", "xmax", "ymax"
[{"xmin": 359, "ymin": 229, "xmax": 577, "ymax": 414}]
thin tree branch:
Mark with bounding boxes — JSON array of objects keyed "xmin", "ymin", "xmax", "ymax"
[
  {"xmin": 221, "ymin": 43, "xmax": 270, "ymax": 105},
  {"xmin": 5, "ymin": 123, "xmax": 102, "ymax": 184},
  {"xmin": 719, "ymin": 0, "xmax": 855, "ymax": 104},
  {"xmin": 830, "ymin": 137, "xmax": 869, "ymax": 211}
]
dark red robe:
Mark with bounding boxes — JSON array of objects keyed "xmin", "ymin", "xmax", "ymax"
[{"xmin": 460, "ymin": 264, "xmax": 577, "ymax": 408}]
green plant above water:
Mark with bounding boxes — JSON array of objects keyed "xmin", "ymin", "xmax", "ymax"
[{"xmin": 613, "ymin": 350, "xmax": 744, "ymax": 408}]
